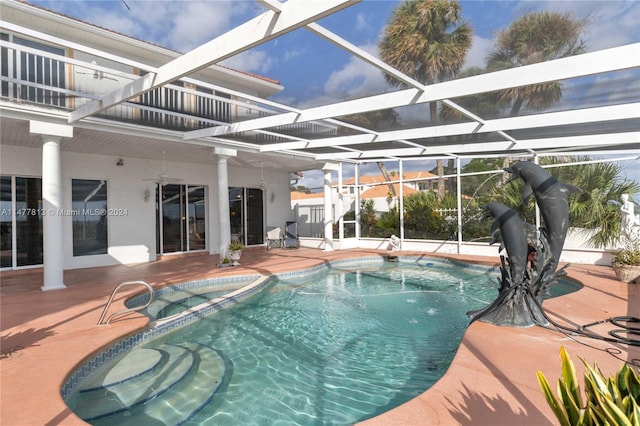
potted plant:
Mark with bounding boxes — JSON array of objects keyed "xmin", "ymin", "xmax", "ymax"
[
  {"xmin": 228, "ymin": 241, "xmax": 244, "ymax": 266},
  {"xmin": 612, "ymin": 235, "xmax": 640, "ymax": 283},
  {"xmin": 218, "ymin": 256, "xmax": 231, "ymax": 267}
]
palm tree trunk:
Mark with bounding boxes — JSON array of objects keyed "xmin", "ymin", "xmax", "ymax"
[
  {"xmin": 436, "ymin": 160, "xmax": 445, "ymax": 199},
  {"xmin": 501, "ymin": 157, "xmax": 511, "ymax": 185},
  {"xmin": 430, "ymin": 101, "xmax": 446, "ymax": 200},
  {"xmin": 447, "ymin": 158, "xmax": 455, "ymax": 194},
  {"xmin": 509, "ymin": 94, "xmax": 524, "ymax": 117},
  {"xmin": 377, "ymin": 161, "xmax": 396, "ymax": 198}
]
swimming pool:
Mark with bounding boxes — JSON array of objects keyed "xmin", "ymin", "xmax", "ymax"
[{"xmin": 63, "ymin": 257, "xmax": 581, "ymax": 425}]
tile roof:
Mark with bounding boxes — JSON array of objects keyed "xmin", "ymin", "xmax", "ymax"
[
  {"xmin": 340, "ymin": 170, "xmax": 439, "ymax": 186},
  {"xmin": 292, "ymin": 184, "xmax": 419, "ymax": 202},
  {"xmin": 360, "ymin": 183, "xmax": 418, "ymax": 199},
  {"xmin": 291, "ymin": 191, "xmax": 324, "ymax": 200}
]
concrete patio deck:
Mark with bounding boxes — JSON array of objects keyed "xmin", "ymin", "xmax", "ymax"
[{"xmin": 1, "ymin": 248, "xmax": 638, "ymax": 425}]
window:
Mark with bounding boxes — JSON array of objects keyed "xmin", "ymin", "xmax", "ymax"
[
  {"xmin": 72, "ymin": 179, "xmax": 108, "ymax": 256},
  {"xmin": 229, "ymin": 187, "xmax": 264, "ymax": 246},
  {"xmin": 1, "ymin": 176, "xmax": 14, "ymax": 268},
  {"xmin": 0, "ymin": 176, "xmax": 44, "ymax": 268}
]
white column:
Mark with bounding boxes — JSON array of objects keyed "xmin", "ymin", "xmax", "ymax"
[
  {"xmin": 399, "ymin": 160, "xmax": 405, "ymax": 245},
  {"xmin": 323, "ymin": 169, "xmax": 333, "ymax": 251},
  {"xmin": 214, "ymin": 148, "xmax": 236, "ymax": 259},
  {"xmin": 41, "ymin": 136, "xmax": 65, "ymax": 290},
  {"xmin": 32, "ymin": 121, "xmax": 73, "ymax": 291},
  {"xmin": 322, "ymin": 163, "xmax": 339, "ymax": 251},
  {"xmin": 355, "ymin": 163, "xmax": 360, "ymax": 239},
  {"xmin": 456, "ymin": 157, "xmax": 463, "ymax": 253},
  {"xmin": 337, "ymin": 164, "xmax": 344, "ymax": 241},
  {"xmin": 29, "ymin": 121, "xmax": 73, "ymax": 291}
]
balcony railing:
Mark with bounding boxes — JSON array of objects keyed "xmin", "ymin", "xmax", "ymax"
[
  {"xmin": 1, "ymin": 40, "xmax": 241, "ymax": 129},
  {"xmin": 1, "ymin": 35, "xmax": 339, "ymax": 140},
  {"xmin": 1, "ymin": 39, "xmax": 270, "ymax": 131}
]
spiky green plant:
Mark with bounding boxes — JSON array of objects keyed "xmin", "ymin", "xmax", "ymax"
[{"xmin": 537, "ymin": 346, "xmax": 640, "ymax": 426}]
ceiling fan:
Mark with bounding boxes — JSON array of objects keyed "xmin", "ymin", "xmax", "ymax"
[{"xmin": 144, "ymin": 150, "xmax": 183, "ymax": 186}]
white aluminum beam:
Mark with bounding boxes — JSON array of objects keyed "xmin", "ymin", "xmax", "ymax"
[
  {"xmin": 305, "ymin": 23, "xmax": 424, "ymax": 89},
  {"xmin": 69, "ymin": 0, "xmax": 360, "ymax": 123},
  {"xmin": 314, "ymin": 132, "xmax": 640, "ymax": 160},
  {"xmin": 186, "ymin": 43, "xmax": 640, "ymax": 139},
  {"xmin": 259, "ymin": 103, "xmax": 640, "ymax": 151},
  {"xmin": 260, "ymin": 0, "xmax": 425, "ymax": 89}
]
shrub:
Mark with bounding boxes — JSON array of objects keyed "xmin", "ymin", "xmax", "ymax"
[{"xmin": 536, "ymin": 346, "xmax": 640, "ymax": 426}]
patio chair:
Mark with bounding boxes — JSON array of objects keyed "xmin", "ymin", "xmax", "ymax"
[{"xmin": 266, "ymin": 227, "xmax": 283, "ymax": 250}]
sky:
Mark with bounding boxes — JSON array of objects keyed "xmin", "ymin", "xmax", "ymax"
[{"xmin": 28, "ymin": 0, "xmax": 640, "ymax": 188}]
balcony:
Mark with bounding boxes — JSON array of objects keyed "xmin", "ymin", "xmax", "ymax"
[{"xmin": 0, "ymin": 35, "xmax": 336, "ymax": 141}]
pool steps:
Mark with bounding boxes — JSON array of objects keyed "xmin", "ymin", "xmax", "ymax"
[{"xmin": 70, "ymin": 342, "xmax": 226, "ymax": 425}]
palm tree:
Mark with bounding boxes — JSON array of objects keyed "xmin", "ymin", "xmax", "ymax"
[
  {"xmin": 379, "ymin": 0, "xmax": 472, "ymax": 199},
  {"xmin": 487, "ymin": 11, "xmax": 586, "ymax": 176},
  {"xmin": 545, "ymin": 157, "xmax": 639, "ymax": 248},
  {"xmin": 487, "ymin": 11, "xmax": 587, "ymax": 117},
  {"xmin": 488, "ymin": 157, "xmax": 639, "ymax": 248}
]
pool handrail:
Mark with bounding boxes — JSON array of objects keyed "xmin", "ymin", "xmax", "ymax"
[{"xmin": 97, "ymin": 280, "xmax": 154, "ymax": 325}]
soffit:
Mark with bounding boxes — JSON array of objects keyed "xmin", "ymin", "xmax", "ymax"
[{"xmin": 0, "ymin": 116, "xmax": 320, "ymax": 172}]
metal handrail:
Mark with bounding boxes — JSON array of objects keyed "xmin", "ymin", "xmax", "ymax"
[{"xmin": 97, "ymin": 281, "xmax": 154, "ymax": 325}]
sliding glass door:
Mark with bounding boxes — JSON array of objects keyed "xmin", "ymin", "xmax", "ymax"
[
  {"xmin": 156, "ymin": 184, "xmax": 206, "ymax": 255},
  {"xmin": 229, "ymin": 187, "xmax": 264, "ymax": 246},
  {"xmin": 0, "ymin": 176, "xmax": 44, "ymax": 268}
]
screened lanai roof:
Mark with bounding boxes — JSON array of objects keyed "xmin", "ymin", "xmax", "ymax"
[{"xmin": 7, "ymin": 0, "xmax": 640, "ymax": 168}]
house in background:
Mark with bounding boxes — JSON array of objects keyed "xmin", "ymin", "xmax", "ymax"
[
  {"xmin": 341, "ymin": 170, "xmax": 440, "ymax": 195},
  {"xmin": 0, "ymin": 0, "xmax": 326, "ymax": 288},
  {"xmin": 291, "ymin": 170, "xmax": 437, "ymax": 237}
]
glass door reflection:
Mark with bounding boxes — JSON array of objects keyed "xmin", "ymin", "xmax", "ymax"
[
  {"xmin": 156, "ymin": 184, "xmax": 206, "ymax": 255},
  {"xmin": 228, "ymin": 187, "xmax": 264, "ymax": 246}
]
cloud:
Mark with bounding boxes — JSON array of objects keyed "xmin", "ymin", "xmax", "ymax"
[
  {"xmin": 37, "ymin": 1, "xmax": 140, "ymax": 39},
  {"xmin": 322, "ymin": 44, "xmax": 387, "ymax": 101},
  {"xmin": 463, "ymin": 35, "xmax": 492, "ymax": 70},
  {"xmin": 139, "ymin": 1, "xmax": 253, "ymax": 52},
  {"xmin": 40, "ymin": 1, "xmax": 254, "ymax": 53},
  {"xmin": 221, "ymin": 49, "xmax": 275, "ymax": 74},
  {"xmin": 165, "ymin": 2, "xmax": 242, "ymax": 52},
  {"xmin": 538, "ymin": 0, "xmax": 640, "ymax": 52},
  {"xmin": 283, "ymin": 48, "xmax": 305, "ymax": 62},
  {"xmin": 458, "ymin": 1, "xmax": 640, "ymax": 72},
  {"xmin": 354, "ymin": 13, "xmax": 369, "ymax": 33}
]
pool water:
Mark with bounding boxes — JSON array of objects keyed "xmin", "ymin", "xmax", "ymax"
[
  {"xmin": 137, "ymin": 278, "xmax": 257, "ymax": 321},
  {"xmin": 66, "ymin": 261, "xmax": 579, "ymax": 425}
]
